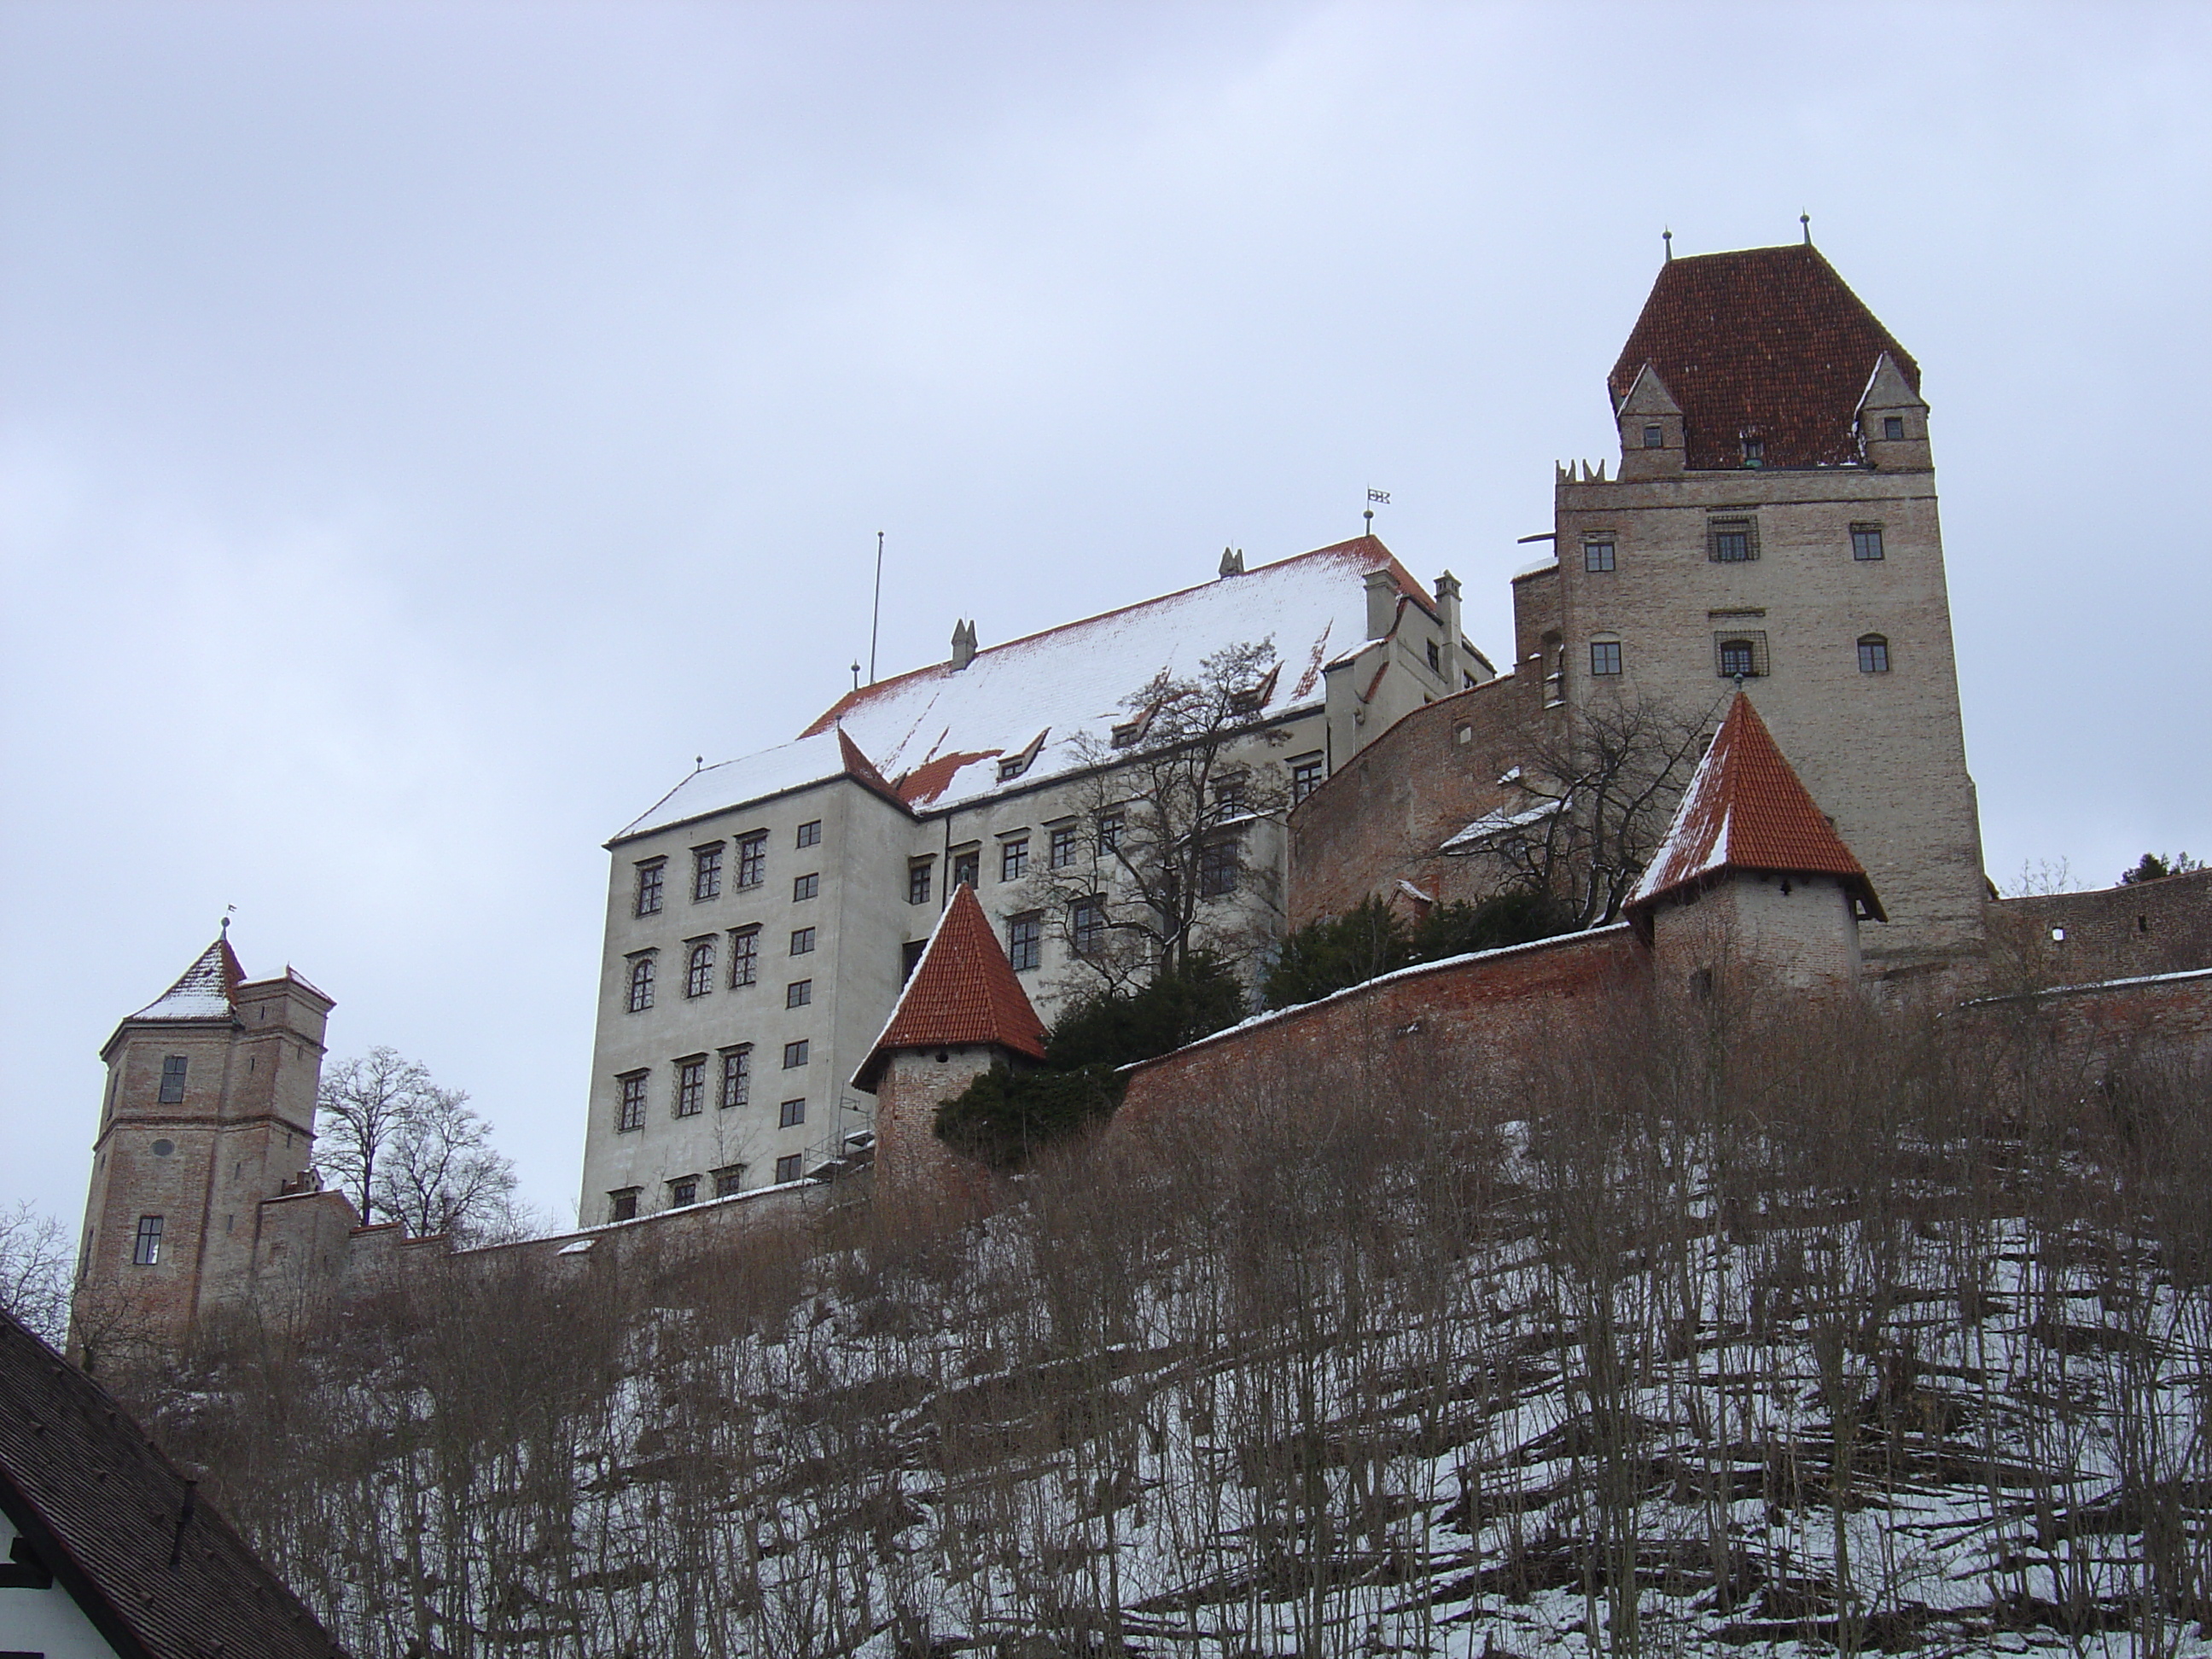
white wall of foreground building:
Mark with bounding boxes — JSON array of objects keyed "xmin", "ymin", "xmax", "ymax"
[{"xmin": 0, "ymin": 1515, "xmax": 119, "ymax": 1659}]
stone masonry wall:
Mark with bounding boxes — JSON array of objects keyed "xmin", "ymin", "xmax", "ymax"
[{"xmin": 1984, "ymin": 870, "xmax": 2212, "ymax": 991}]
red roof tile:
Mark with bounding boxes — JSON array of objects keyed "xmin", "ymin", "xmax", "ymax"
[
  {"xmin": 1627, "ymin": 693, "xmax": 1883, "ymax": 919},
  {"xmin": 853, "ymin": 884, "xmax": 1050, "ymax": 1090},
  {"xmin": 1610, "ymin": 244, "xmax": 1918, "ymax": 471}
]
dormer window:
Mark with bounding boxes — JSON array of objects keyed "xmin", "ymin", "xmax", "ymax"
[
  {"xmin": 1110, "ymin": 703, "xmax": 1159, "ymax": 748},
  {"xmin": 1642, "ymin": 424, "xmax": 1663, "ymax": 449},
  {"xmin": 1739, "ymin": 434, "xmax": 1764, "ymax": 469},
  {"xmin": 1883, "ymin": 416, "xmax": 1905, "ymax": 440}
]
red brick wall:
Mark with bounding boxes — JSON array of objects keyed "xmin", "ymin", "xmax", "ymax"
[
  {"xmin": 1986, "ymin": 870, "xmax": 2212, "ymax": 990},
  {"xmin": 1289, "ymin": 673, "xmax": 1553, "ymax": 927},
  {"xmin": 1115, "ymin": 925, "xmax": 1644, "ymax": 1133}
]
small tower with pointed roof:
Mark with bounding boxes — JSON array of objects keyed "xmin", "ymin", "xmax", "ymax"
[
  {"xmin": 71, "ymin": 933, "xmax": 335, "ymax": 1365},
  {"xmin": 852, "ymin": 883, "xmax": 1050, "ymax": 1195},
  {"xmin": 1625, "ymin": 694, "xmax": 1883, "ymax": 992}
]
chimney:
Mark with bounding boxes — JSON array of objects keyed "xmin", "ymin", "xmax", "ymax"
[
  {"xmin": 1218, "ymin": 546, "xmax": 1245, "ymax": 578},
  {"xmin": 950, "ymin": 619, "xmax": 976, "ymax": 672},
  {"xmin": 1433, "ymin": 571, "xmax": 1462, "ymax": 669},
  {"xmin": 1363, "ymin": 570, "xmax": 1398, "ymax": 642}
]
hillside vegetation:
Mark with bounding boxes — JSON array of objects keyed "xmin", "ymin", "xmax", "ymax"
[{"xmin": 134, "ymin": 990, "xmax": 2212, "ymax": 1658}]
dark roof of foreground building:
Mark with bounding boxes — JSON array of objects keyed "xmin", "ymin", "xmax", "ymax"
[
  {"xmin": 1610, "ymin": 243, "xmax": 1919, "ymax": 470},
  {"xmin": 1627, "ymin": 693, "xmax": 1883, "ymax": 921},
  {"xmin": 853, "ymin": 882, "xmax": 1051, "ymax": 1090},
  {"xmin": 0, "ymin": 1309, "xmax": 349, "ymax": 1659}
]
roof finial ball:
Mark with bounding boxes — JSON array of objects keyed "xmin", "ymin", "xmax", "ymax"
[
  {"xmin": 1801, "ymin": 211, "xmax": 1812, "ymax": 246},
  {"xmin": 1662, "ymin": 227, "xmax": 1672, "ymax": 262}
]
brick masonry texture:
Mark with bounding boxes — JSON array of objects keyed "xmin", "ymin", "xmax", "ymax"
[{"xmin": 1985, "ymin": 870, "xmax": 2212, "ymax": 991}]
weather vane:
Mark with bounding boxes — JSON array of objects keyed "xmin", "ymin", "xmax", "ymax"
[{"xmin": 1365, "ymin": 487, "xmax": 1389, "ymax": 537}]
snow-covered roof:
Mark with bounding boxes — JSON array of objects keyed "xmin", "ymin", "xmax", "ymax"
[
  {"xmin": 613, "ymin": 729, "xmax": 905, "ymax": 843},
  {"xmin": 800, "ymin": 537, "xmax": 1423, "ymax": 812},
  {"xmin": 1439, "ymin": 799, "xmax": 1563, "ymax": 853},
  {"xmin": 126, "ymin": 936, "xmax": 242, "ymax": 1023}
]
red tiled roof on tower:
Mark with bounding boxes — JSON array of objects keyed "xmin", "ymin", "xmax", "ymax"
[
  {"xmin": 1627, "ymin": 693, "xmax": 1883, "ymax": 920},
  {"xmin": 1610, "ymin": 243, "xmax": 1919, "ymax": 471},
  {"xmin": 853, "ymin": 884, "xmax": 1051, "ymax": 1091}
]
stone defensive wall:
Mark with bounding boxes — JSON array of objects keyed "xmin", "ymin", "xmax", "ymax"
[
  {"xmin": 1114, "ymin": 923, "xmax": 1644, "ymax": 1134},
  {"xmin": 1985, "ymin": 869, "xmax": 2212, "ymax": 992}
]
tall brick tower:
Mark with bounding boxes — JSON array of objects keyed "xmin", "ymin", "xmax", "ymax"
[
  {"xmin": 71, "ymin": 931, "xmax": 335, "ymax": 1365},
  {"xmin": 1540, "ymin": 239, "xmax": 1987, "ymax": 974}
]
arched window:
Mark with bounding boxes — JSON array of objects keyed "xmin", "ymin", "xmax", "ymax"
[
  {"xmin": 685, "ymin": 940, "xmax": 715, "ymax": 998},
  {"xmin": 1858, "ymin": 634, "xmax": 1891, "ymax": 674},
  {"xmin": 627, "ymin": 957, "xmax": 655, "ymax": 1013}
]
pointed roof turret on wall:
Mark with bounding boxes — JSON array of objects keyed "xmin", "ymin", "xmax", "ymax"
[
  {"xmin": 1627, "ymin": 693, "xmax": 1884, "ymax": 922},
  {"xmin": 125, "ymin": 934, "xmax": 245, "ymax": 1023},
  {"xmin": 853, "ymin": 883, "xmax": 1051, "ymax": 1091},
  {"xmin": 1609, "ymin": 242, "xmax": 1919, "ymax": 470}
]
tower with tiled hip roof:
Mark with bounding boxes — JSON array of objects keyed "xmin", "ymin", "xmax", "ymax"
[
  {"xmin": 71, "ymin": 932, "xmax": 338, "ymax": 1366},
  {"xmin": 1540, "ymin": 238, "xmax": 1985, "ymax": 975},
  {"xmin": 852, "ymin": 882, "xmax": 1051, "ymax": 1196}
]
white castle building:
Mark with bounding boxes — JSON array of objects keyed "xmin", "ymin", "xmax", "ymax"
[{"xmin": 576, "ymin": 537, "xmax": 1487, "ymax": 1225}]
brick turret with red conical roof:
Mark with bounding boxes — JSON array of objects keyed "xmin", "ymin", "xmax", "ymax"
[
  {"xmin": 1626, "ymin": 693, "xmax": 1882, "ymax": 992},
  {"xmin": 853, "ymin": 883, "xmax": 1049, "ymax": 1192}
]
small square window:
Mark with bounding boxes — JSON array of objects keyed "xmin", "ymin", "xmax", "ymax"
[
  {"xmin": 635, "ymin": 859, "xmax": 666, "ymax": 917},
  {"xmin": 1883, "ymin": 416, "xmax": 1905, "ymax": 441},
  {"xmin": 779, "ymin": 1097, "xmax": 806, "ymax": 1128},
  {"xmin": 608, "ymin": 1189, "xmax": 639, "ymax": 1222},
  {"xmin": 1583, "ymin": 538, "xmax": 1615, "ymax": 573},
  {"xmin": 951, "ymin": 848, "xmax": 980, "ymax": 889},
  {"xmin": 1590, "ymin": 640, "xmax": 1622, "ymax": 677},
  {"xmin": 669, "ymin": 1176, "xmax": 698, "ymax": 1208},
  {"xmin": 774, "ymin": 1153, "xmax": 804, "ymax": 1184},
  {"xmin": 1049, "ymin": 823, "xmax": 1078, "ymax": 869},
  {"xmin": 783, "ymin": 1039, "xmax": 808, "ymax": 1069},
  {"xmin": 719, "ymin": 1048, "xmax": 751, "ymax": 1108},
  {"xmin": 1008, "ymin": 914, "xmax": 1042, "ymax": 972},
  {"xmin": 618, "ymin": 1074, "xmax": 649, "ymax": 1132},
  {"xmin": 132, "ymin": 1214, "xmax": 164, "ymax": 1266},
  {"xmin": 1642, "ymin": 424, "xmax": 1663, "ymax": 449},
  {"xmin": 1858, "ymin": 635, "xmax": 1891, "ymax": 674},
  {"xmin": 1290, "ymin": 754, "xmax": 1323, "ymax": 803},
  {"xmin": 1851, "ymin": 523, "xmax": 1885, "ymax": 562},
  {"xmin": 728, "ymin": 927, "xmax": 760, "ymax": 987},
  {"xmin": 693, "ymin": 844, "xmax": 723, "ymax": 902},
  {"xmin": 1708, "ymin": 519, "xmax": 1756, "ymax": 562},
  {"xmin": 908, "ymin": 859, "xmax": 934, "ymax": 905},
  {"xmin": 1001, "ymin": 837, "xmax": 1029, "ymax": 882},
  {"xmin": 158, "ymin": 1054, "xmax": 189, "ymax": 1104},
  {"xmin": 795, "ymin": 819, "xmax": 821, "ymax": 849},
  {"xmin": 787, "ymin": 979, "xmax": 812, "ymax": 1009},
  {"xmin": 793, "ymin": 872, "xmax": 819, "ymax": 902},
  {"xmin": 712, "ymin": 1165, "xmax": 744, "ymax": 1198},
  {"xmin": 1718, "ymin": 639, "xmax": 1757, "ymax": 679},
  {"xmin": 674, "ymin": 1058, "xmax": 706, "ymax": 1117},
  {"xmin": 790, "ymin": 926, "xmax": 816, "ymax": 956},
  {"xmin": 736, "ymin": 832, "xmax": 766, "ymax": 888}
]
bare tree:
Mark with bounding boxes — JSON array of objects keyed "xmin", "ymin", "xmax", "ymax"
[
  {"xmin": 1021, "ymin": 637, "xmax": 1292, "ymax": 991},
  {"xmin": 371, "ymin": 1085, "xmax": 521, "ymax": 1243},
  {"xmin": 319, "ymin": 1047, "xmax": 517, "ymax": 1239},
  {"xmin": 0, "ymin": 1200, "xmax": 72, "ymax": 1346},
  {"xmin": 1487, "ymin": 690, "xmax": 1716, "ymax": 926}
]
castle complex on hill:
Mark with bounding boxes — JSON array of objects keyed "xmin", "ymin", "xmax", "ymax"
[{"xmin": 69, "ymin": 240, "xmax": 2212, "ymax": 1364}]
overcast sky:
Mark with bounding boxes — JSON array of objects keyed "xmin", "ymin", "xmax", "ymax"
[{"xmin": 4, "ymin": 1, "xmax": 2207, "ymax": 1227}]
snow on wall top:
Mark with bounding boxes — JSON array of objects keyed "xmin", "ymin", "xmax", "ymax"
[
  {"xmin": 801, "ymin": 537, "xmax": 1424, "ymax": 812},
  {"xmin": 127, "ymin": 935, "xmax": 244, "ymax": 1022}
]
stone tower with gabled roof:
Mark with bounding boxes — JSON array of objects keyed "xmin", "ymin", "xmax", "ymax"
[
  {"xmin": 71, "ymin": 933, "xmax": 336, "ymax": 1365},
  {"xmin": 853, "ymin": 882, "xmax": 1051, "ymax": 1193},
  {"xmin": 1534, "ymin": 238, "xmax": 1985, "ymax": 975}
]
